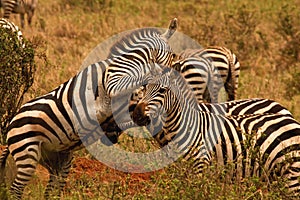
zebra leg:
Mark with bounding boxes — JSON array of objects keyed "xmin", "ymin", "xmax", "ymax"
[
  {"xmin": 10, "ymin": 143, "xmax": 41, "ymax": 200},
  {"xmin": 224, "ymin": 80, "xmax": 235, "ymax": 101},
  {"xmin": 19, "ymin": 13, "xmax": 24, "ymax": 28},
  {"xmin": 44, "ymin": 172, "xmax": 59, "ymax": 199},
  {"xmin": 286, "ymin": 175, "xmax": 300, "ymax": 197},
  {"xmin": 58, "ymin": 153, "xmax": 73, "ymax": 197},
  {"xmin": 280, "ymin": 161, "xmax": 300, "ymax": 197},
  {"xmin": 27, "ymin": 9, "xmax": 34, "ymax": 25},
  {"xmin": 0, "ymin": 146, "xmax": 9, "ymax": 199},
  {"xmin": 42, "ymin": 151, "xmax": 73, "ymax": 199},
  {"xmin": 0, "ymin": 146, "xmax": 9, "ymax": 183}
]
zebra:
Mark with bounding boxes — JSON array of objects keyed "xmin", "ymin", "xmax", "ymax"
[
  {"xmin": 0, "ymin": 19, "xmax": 179, "ymax": 199},
  {"xmin": 130, "ymin": 82, "xmax": 292, "ymax": 146},
  {"xmin": 172, "ymin": 56, "xmax": 222, "ymax": 103},
  {"xmin": 132, "ymin": 67, "xmax": 300, "ymax": 197},
  {"xmin": 104, "ymin": 18, "xmax": 178, "ymax": 98},
  {"xmin": 89, "ymin": 18, "xmax": 178, "ymax": 144},
  {"xmin": 0, "ymin": 17, "xmax": 23, "ymax": 44},
  {"xmin": 0, "ymin": 0, "xmax": 38, "ymax": 28},
  {"xmin": 132, "ymin": 88, "xmax": 293, "ymax": 147},
  {"xmin": 175, "ymin": 46, "xmax": 240, "ymax": 102},
  {"xmin": 0, "ymin": 61, "xmax": 113, "ymax": 199}
]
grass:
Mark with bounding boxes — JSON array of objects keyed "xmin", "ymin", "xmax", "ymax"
[{"xmin": 1, "ymin": 0, "xmax": 300, "ymax": 199}]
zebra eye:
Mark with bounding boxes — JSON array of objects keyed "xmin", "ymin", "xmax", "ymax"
[
  {"xmin": 172, "ymin": 53, "xmax": 177, "ymax": 60},
  {"xmin": 158, "ymin": 87, "xmax": 167, "ymax": 93},
  {"xmin": 172, "ymin": 62, "xmax": 181, "ymax": 71}
]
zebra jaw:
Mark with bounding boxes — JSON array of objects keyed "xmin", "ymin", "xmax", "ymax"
[{"xmin": 132, "ymin": 102, "xmax": 151, "ymax": 126}]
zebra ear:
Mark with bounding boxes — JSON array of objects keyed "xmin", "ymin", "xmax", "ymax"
[
  {"xmin": 172, "ymin": 61, "xmax": 182, "ymax": 71},
  {"xmin": 161, "ymin": 18, "xmax": 178, "ymax": 40}
]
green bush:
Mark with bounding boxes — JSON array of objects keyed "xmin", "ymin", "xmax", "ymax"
[{"xmin": 0, "ymin": 27, "xmax": 36, "ymax": 144}]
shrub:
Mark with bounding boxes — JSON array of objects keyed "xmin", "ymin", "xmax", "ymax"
[{"xmin": 0, "ymin": 27, "xmax": 36, "ymax": 144}]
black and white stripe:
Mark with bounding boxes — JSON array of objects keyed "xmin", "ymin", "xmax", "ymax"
[
  {"xmin": 133, "ymin": 68, "xmax": 300, "ymax": 197},
  {"xmin": 104, "ymin": 18, "xmax": 177, "ymax": 98},
  {"xmin": 175, "ymin": 46, "xmax": 240, "ymax": 102},
  {"xmin": 0, "ymin": 0, "xmax": 38, "ymax": 28},
  {"xmin": 197, "ymin": 98, "xmax": 292, "ymax": 116}
]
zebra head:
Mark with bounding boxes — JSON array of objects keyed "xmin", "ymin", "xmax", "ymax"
[
  {"xmin": 132, "ymin": 68, "xmax": 172, "ymax": 123},
  {"xmin": 105, "ymin": 18, "xmax": 178, "ymax": 98},
  {"xmin": 132, "ymin": 66, "xmax": 200, "ymax": 145}
]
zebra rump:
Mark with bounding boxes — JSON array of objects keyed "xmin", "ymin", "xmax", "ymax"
[{"xmin": 174, "ymin": 46, "xmax": 240, "ymax": 102}]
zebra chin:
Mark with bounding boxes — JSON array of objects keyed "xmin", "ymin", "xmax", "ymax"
[
  {"xmin": 132, "ymin": 102, "xmax": 151, "ymax": 126},
  {"xmin": 101, "ymin": 132, "xmax": 120, "ymax": 146}
]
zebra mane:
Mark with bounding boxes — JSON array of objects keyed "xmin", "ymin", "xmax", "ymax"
[
  {"xmin": 108, "ymin": 28, "xmax": 162, "ymax": 59},
  {"xmin": 151, "ymin": 67, "xmax": 200, "ymax": 110}
]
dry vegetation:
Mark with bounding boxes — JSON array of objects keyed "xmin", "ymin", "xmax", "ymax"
[{"xmin": 1, "ymin": 0, "xmax": 300, "ymax": 199}]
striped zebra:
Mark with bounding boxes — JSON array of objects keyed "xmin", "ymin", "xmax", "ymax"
[
  {"xmin": 132, "ymin": 68, "xmax": 300, "ymax": 197},
  {"xmin": 0, "ymin": 19, "xmax": 179, "ymax": 199},
  {"xmin": 132, "ymin": 87, "xmax": 292, "ymax": 147},
  {"xmin": 104, "ymin": 18, "xmax": 177, "ymax": 98},
  {"xmin": 0, "ymin": 60, "xmax": 120, "ymax": 199},
  {"xmin": 132, "ymin": 96, "xmax": 293, "ymax": 147},
  {"xmin": 0, "ymin": 0, "xmax": 38, "ymax": 28},
  {"xmin": 130, "ymin": 81, "xmax": 292, "ymax": 146},
  {"xmin": 0, "ymin": 18, "xmax": 23, "ymax": 44},
  {"xmin": 175, "ymin": 46, "xmax": 240, "ymax": 102}
]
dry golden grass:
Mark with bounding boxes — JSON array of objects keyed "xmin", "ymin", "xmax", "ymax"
[
  {"xmin": 2, "ymin": 0, "xmax": 300, "ymax": 199},
  {"xmin": 9, "ymin": 0, "xmax": 298, "ymax": 119}
]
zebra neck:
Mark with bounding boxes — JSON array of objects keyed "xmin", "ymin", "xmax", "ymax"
[
  {"xmin": 165, "ymin": 89, "xmax": 225, "ymax": 161},
  {"xmin": 72, "ymin": 62, "xmax": 112, "ymax": 136},
  {"xmin": 164, "ymin": 98, "xmax": 204, "ymax": 156}
]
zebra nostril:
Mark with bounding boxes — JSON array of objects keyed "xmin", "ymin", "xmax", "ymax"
[{"xmin": 132, "ymin": 102, "xmax": 151, "ymax": 126}]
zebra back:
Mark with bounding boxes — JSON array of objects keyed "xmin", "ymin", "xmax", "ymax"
[
  {"xmin": 177, "ymin": 46, "xmax": 240, "ymax": 102},
  {"xmin": 172, "ymin": 56, "xmax": 219, "ymax": 102},
  {"xmin": 197, "ymin": 98, "xmax": 292, "ymax": 117}
]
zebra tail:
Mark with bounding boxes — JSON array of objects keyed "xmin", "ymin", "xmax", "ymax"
[
  {"xmin": 224, "ymin": 48, "xmax": 236, "ymax": 101},
  {"xmin": 0, "ymin": 146, "xmax": 9, "ymax": 184}
]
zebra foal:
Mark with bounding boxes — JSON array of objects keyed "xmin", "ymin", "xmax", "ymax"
[
  {"xmin": 132, "ymin": 68, "xmax": 300, "ymax": 197},
  {"xmin": 0, "ymin": 0, "xmax": 38, "ymax": 28}
]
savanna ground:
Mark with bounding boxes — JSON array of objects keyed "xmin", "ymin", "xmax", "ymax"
[{"xmin": 1, "ymin": 0, "xmax": 300, "ymax": 199}]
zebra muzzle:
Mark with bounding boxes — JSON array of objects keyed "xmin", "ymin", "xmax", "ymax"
[
  {"xmin": 101, "ymin": 132, "xmax": 120, "ymax": 146},
  {"xmin": 132, "ymin": 102, "xmax": 151, "ymax": 126}
]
